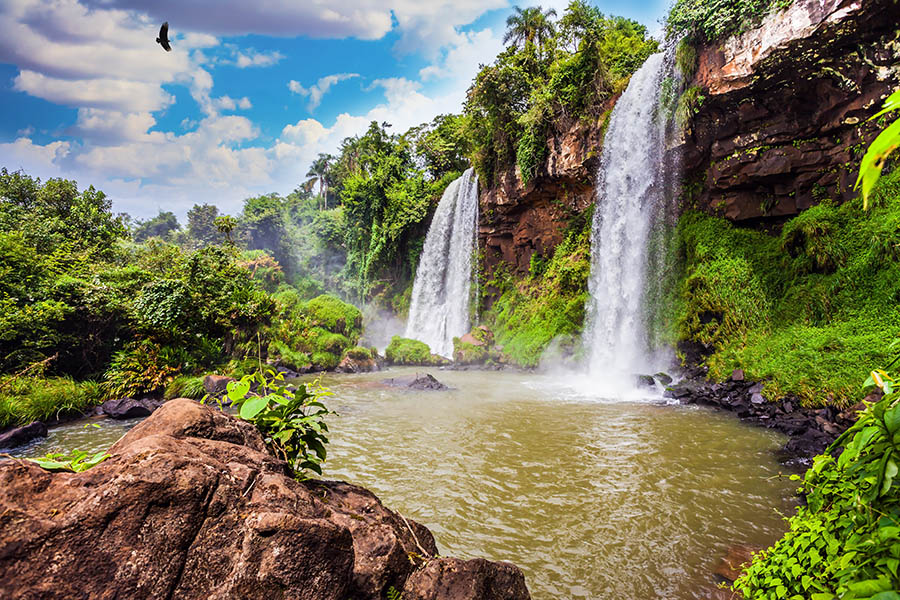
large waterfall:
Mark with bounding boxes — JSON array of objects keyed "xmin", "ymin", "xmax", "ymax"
[
  {"xmin": 585, "ymin": 51, "xmax": 677, "ymax": 388},
  {"xmin": 405, "ymin": 168, "xmax": 479, "ymax": 357}
]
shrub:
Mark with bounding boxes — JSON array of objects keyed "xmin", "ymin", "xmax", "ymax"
[
  {"xmin": 0, "ymin": 376, "xmax": 104, "ymax": 428},
  {"xmin": 164, "ymin": 375, "xmax": 207, "ymax": 400},
  {"xmin": 453, "ymin": 339, "xmax": 489, "ymax": 365},
  {"xmin": 303, "ymin": 295, "xmax": 363, "ymax": 339},
  {"xmin": 679, "ymin": 257, "xmax": 770, "ymax": 347},
  {"xmin": 103, "ymin": 340, "xmax": 182, "ymax": 399},
  {"xmin": 780, "ymin": 204, "xmax": 847, "ymax": 274},
  {"xmin": 311, "ymin": 351, "xmax": 340, "ymax": 370},
  {"xmin": 343, "ymin": 346, "xmax": 372, "ymax": 361},
  {"xmin": 675, "ymin": 86, "xmax": 705, "ymax": 128},
  {"xmin": 675, "ymin": 37, "xmax": 698, "ymax": 78},
  {"xmin": 219, "ymin": 370, "xmax": 333, "ymax": 475},
  {"xmin": 734, "ymin": 370, "xmax": 900, "ymax": 598},
  {"xmin": 385, "ymin": 336, "xmax": 433, "ymax": 365}
]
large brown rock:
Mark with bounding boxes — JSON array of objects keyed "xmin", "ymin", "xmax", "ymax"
[
  {"xmin": 683, "ymin": 0, "xmax": 900, "ymax": 222},
  {"xmin": 403, "ymin": 557, "xmax": 531, "ymax": 600},
  {"xmin": 0, "ymin": 399, "xmax": 529, "ymax": 600}
]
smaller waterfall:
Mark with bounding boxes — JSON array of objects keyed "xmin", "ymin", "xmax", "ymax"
[{"xmin": 405, "ymin": 168, "xmax": 479, "ymax": 357}]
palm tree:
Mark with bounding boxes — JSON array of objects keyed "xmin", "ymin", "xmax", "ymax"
[
  {"xmin": 305, "ymin": 153, "xmax": 333, "ymax": 209},
  {"xmin": 503, "ymin": 6, "xmax": 557, "ymax": 59}
]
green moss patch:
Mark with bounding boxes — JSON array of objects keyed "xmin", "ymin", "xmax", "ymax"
[{"xmin": 673, "ymin": 171, "xmax": 900, "ymax": 406}]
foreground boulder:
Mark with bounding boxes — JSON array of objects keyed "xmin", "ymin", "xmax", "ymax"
[{"xmin": 0, "ymin": 398, "xmax": 528, "ymax": 600}]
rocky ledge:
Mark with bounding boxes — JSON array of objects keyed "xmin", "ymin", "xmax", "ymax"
[
  {"xmin": 667, "ymin": 352, "xmax": 874, "ymax": 463},
  {"xmin": 684, "ymin": 0, "xmax": 900, "ymax": 222},
  {"xmin": 0, "ymin": 399, "xmax": 530, "ymax": 600},
  {"xmin": 479, "ymin": 116, "xmax": 604, "ymax": 280}
]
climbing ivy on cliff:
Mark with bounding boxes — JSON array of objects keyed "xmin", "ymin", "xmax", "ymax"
[{"xmin": 666, "ymin": 0, "xmax": 796, "ymax": 43}]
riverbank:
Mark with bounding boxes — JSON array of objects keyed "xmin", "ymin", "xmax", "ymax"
[{"xmin": 667, "ymin": 343, "xmax": 873, "ymax": 464}]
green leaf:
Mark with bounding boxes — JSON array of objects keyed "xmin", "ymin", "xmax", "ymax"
[
  {"xmin": 882, "ymin": 458, "xmax": 898, "ymax": 496},
  {"xmin": 856, "ymin": 117, "xmax": 900, "ymax": 209},
  {"xmin": 28, "ymin": 457, "xmax": 72, "ymax": 471},
  {"xmin": 885, "ymin": 404, "xmax": 900, "ymax": 435},
  {"xmin": 227, "ymin": 378, "xmax": 251, "ymax": 403},
  {"xmin": 270, "ymin": 393, "xmax": 291, "ymax": 405},
  {"xmin": 871, "ymin": 90, "xmax": 900, "ymax": 120},
  {"xmin": 240, "ymin": 395, "xmax": 269, "ymax": 420}
]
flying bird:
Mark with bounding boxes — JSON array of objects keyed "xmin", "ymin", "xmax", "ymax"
[{"xmin": 156, "ymin": 22, "xmax": 171, "ymax": 52}]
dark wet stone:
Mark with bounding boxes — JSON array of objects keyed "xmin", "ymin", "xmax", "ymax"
[
  {"xmin": 382, "ymin": 373, "xmax": 449, "ymax": 391},
  {"xmin": 654, "ymin": 372, "xmax": 673, "ymax": 386},
  {"xmin": 635, "ymin": 375, "xmax": 656, "ymax": 388},
  {"xmin": 101, "ymin": 397, "xmax": 162, "ymax": 420},
  {"xmin": 0, "ymin": 421, "xmax": 48, "ymax": 450}
]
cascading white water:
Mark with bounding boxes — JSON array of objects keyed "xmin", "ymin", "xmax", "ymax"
[
  {"xmin": 405, "ymin": 168, "xmax": 479, "ymax": 357},
  {"xmin": 585, "ymin": 51, "xmax": 675, "ymax": 389}
]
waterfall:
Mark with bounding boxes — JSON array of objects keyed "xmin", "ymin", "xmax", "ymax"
[
  {"xmin": 585, "ymin": 51, "xmax": 678, "ymax": 388},
  {"xmin": 405, "ymin": 168, "xmax": 479, "ymax": 357}
]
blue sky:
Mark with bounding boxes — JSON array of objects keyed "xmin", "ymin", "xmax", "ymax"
[{"xmin": 0, "ymin": 0, "xmax": 669, "ymax": 219}]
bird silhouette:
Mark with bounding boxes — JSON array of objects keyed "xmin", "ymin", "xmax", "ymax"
[{"xmin": 156, "ymin": 22, "xmax": 171, "ymax": 52}]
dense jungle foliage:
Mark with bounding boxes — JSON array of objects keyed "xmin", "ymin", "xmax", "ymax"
[
  {"xmin": 463, "ymin": 1, "xmax": 658, "ymax": 186},
  {"xmin": 0, "ymin": 168, "xmax": 368, "ymax": 427}
]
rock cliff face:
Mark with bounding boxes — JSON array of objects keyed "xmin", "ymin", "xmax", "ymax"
[
  {"xmin": 477, "ymin": 0, "xmax": 900, "ymax": 279},
  {"xmin": 683, "ymin": 0, "xmax": 900, "ymax": 222},
  {"xmin": 479, "ymin": 117, "xmax": 604, "ymax": 277},
  {"xmin": 0, "ymin": 399, "xmax": 530, "ymax": 600}
]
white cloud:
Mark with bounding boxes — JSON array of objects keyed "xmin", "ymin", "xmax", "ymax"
[
  {"xmin": 288, "ymin": 73, "xmax": 359, "ymax": 112},
  {"xmin": 0, "ymin": 137, "xmax": 71, "ymax": 176},
  {"xmin": 419, "ymin": 28, "xmax": 503, "ymax": 84},
  {"xmin": 67, "ymin": 109, "xmax": 159, "ymax": 145},
  {"xmin": 14, "ymin": 70, "xmax": 175, "ymax": 112},
  {"xmin": 235, "ymin": 49, "xmax": 285, "ymax": 68},
  {"xmin": 0, "ymin": 0, "xmax": 516, "ymax": 219}
]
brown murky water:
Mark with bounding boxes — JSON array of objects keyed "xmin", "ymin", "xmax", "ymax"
[{"xmin": 12, "ymin": 367, "xmax": 797, "ymax": 599}]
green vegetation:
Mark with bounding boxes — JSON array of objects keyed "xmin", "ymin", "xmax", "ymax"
[
  {"xmin": 666, "ymin": 0, "xmax": 795, "ymax": 43},
  {"xmin": 485, "ymin": 211, "xmax": 592, "ymax": 367},
  {"xmin": 672, "ymin": 170, "xmax": 900, "ymax": 406},
  {"xmin": 734, "ymin": 370, "xmax": 900, "ymax": 598},
  {"xmin": 465, "ymin": 1, "xmax": 658, "ymax": 186},
  {"xmin": 385, "ymin": 336, "xmax": 436, "ymax": 365},
  {"xmin": 27, "ymin": 449, "xmax": 110, "ymax": 472},
  {"xmin": 0, "ymin": 376, "xmax": 103, "ymax": 428},
  {"xmin": 343, "ymin": 346, "xmax": 373, "ymax": 361},
  {"xmin": 221, "ymin": 370, "xmax": 333, "ymax": 476},
  {"xmin": 0, "ymin": 168, "xmax": 367, "ymax": 427},
  {"xmin": 164, "ymin": 375, "xmax": 207, "ymax": 400}
]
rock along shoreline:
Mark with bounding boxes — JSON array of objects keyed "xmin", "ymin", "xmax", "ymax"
[
  {"xmin": 667, "ymin": 344, "xmax": 875, "ymax": 465},
  {"xmin": 0, "ymin": 398, "xmax": 531, "ymax": 600}
]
